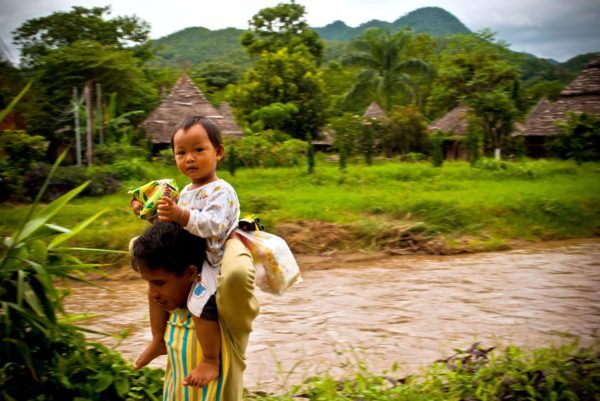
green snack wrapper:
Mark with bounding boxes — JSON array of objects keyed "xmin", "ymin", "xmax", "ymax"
[{"xmin": 128, "ymin": 179, "xmax": 179, "ymax": 220}]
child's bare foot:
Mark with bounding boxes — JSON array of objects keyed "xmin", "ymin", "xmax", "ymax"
[
  {"xmin": 135, "ymin": 338, "xmax": 166, "ymax": 370},
  {"xmin": 182, "ymin": 360, "xmax": 220, "ymax": 387}
]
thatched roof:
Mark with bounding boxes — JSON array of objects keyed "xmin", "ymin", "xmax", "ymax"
[
  {"xmin": 217, "ymin": 101, "xmax": 244, "ymax": 138},
  {"xmin": 514, "ymin": 53, "xmax": 600, "ymax": 137},
  {"xmin": 428, "ymin": 104, "xmax": 470, "ymax": 136},
  {"xmin": 142, "ymin": 75, "xmax": 243, "ymax": 144},
  {"xmin": 363, "ymin": 101, "xmax": 385, "ymax": 119}
]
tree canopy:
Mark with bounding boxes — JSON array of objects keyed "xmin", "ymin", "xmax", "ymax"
[
  {"xmin": 240, "ymin": 1, "xmax": 324, "ymax": 64},
  {"xmin": 13, "ymin": 6, "xmax": 151, "ymax": 67},
  {"xmin": 343, "ymin": 28, "xmax": 432, "ymax": 112},
  {"xmin": 229, "ymin": 47, "xmax": 326, "ymax": 139}
]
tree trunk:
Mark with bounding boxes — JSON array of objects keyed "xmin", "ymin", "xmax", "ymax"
[
  {"xmin": 495, "ymin": 148, "xmax": 501, "ymax": 160},
  {"xmin": 96, "ymin": 83, "xmax": 103, "ymax": 145},
  {"xmin": 84, "ymin": 80, "xmax": 94, "ymax": 166},
  {"xmin": 72, "ymin": 87, "xmax": 82, "ymax": 166}
]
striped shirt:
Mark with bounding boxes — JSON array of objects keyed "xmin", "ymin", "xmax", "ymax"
[{"xmin": 163, "ymin": 309, "xmax": 230, "ymax": 401}]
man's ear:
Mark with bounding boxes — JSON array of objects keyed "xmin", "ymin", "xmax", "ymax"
[{"xmin": 185, "ymin": 265, "xmax": 199, "ymax": 280}]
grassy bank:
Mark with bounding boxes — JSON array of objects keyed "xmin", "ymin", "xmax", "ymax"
[
  {"xmin": 244, "ymin": 341, "xmax": 599, "ymax": 400},
  {"xmin": 1, "ymin": 159, "xmax": 599, "ymax": 263}
]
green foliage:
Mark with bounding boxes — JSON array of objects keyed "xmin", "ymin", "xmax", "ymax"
[
  {"xmin": 427, "ymin": 31, "xmax": 520, "ymax": 118},
  {"xmin": 227, "ymin": 142, "xmax": 237, "ymax": 177},
  {"xmin": 229, "ymin": 131, "xmax": 308, "ymax": 168},
  {"xmin": 0, "ymin": 130, "xmax": 48, "ymax": 201},
  {"xmin": 0, "ymin": 152, "xmax": 163, "ymax": 400},
  {"xmin": 469, "ymin": 88, "xmax": 519, "ymax": 157},
  {"xmin": 343, "ymin": 28, "xmax": 432, "ymax": 112},
  {"xmin": 13, "ymin": 5, "xmax": 151, "ymax": 67},
  {"xmin": 306, "ymin": 133, "xmax": 315, "ymax": 173},
  {"xmin": 245, "ymin": 342, "xmax": 599, "ymax": 400},
  {"xmin": 230, "ymin": 47, "xmax": 326, "ymax": 139},
  {"xmin": 548, "ymin": 112, "xmax": 600, "ymax": 163},
  {"xmin": 430, "ymin": 133, "xmax": 445, "ymax": 167},
  {"xmin": 466, "ymin": 118, "xmax": 483, "ymax": 166},
  {"xmin": 153, "ymin": 27, "xmax": 250, "ymax": 66},
  {"xmin": 329, "ymin": 113, "xmax": 363, "ymax": 170},
  {"xmin": 380, "ymin": 105, "xmax": 427, "ymax": 156},
  {"xmin": 190, "ymin": 61, "xmax": 243, "ymax": 94},
  {"xmin": 249, "ymin": 102, "xmax": 299, "ymax": 132},
  {"xmin": 240, "ymin": 1, "xmax": 324, "ymax": 63}
]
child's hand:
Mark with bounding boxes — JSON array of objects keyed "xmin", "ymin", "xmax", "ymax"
[
  {"xmin": 130, "ymin": 199, "xmax": 143, "ymax": 216},
  {"xmin": 157, "ymin": 196, "xmax": 186, "ymax": 224}
]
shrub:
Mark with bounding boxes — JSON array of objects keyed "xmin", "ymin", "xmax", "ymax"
[
  {"xmin": 94, "ymin": 143, "xmax": 149, "ymax": 164},
  {"xmin": 0, "ymin": 130, "xmax": 48, "ymax": 199},
  {"xmin": 24, "ymin": 163, "xmax": 122, "ymax": 201},
  {"xmin": 0, "ymin": 154, "xmax": 164, "ymax": 400}
]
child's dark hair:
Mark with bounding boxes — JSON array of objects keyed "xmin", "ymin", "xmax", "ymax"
[
  {"xmin": 171, "ymin": 115, "xmax": 223, "ymax": 151},
  {"xmin": 131, "ymin": 222, "xmax": 206, "ymax": 276}
]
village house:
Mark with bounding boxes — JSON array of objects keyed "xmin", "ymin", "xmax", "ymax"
[
  {"xmin": 141, "ymin": 74, "xmax": 243, "ymax": 151},
  {"xmin": 513, "ymin": 53, "xmax": 600, "ymax": 157}
]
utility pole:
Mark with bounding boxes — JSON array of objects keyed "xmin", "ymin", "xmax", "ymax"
[
  {"xmin": 72, "ymin": 87, "xmax": 82, "ymax": 166},
  {"xmin": 96, "ymin": 82, "xmax": 104, "ymax": 145},
  {"xmin": 84, "ymin": 80, "xmax": 94, "ymax": 166}
]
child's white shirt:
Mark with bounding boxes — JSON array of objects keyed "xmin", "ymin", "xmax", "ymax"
[{"xmin": 178, "ymin": 179, "xmax": 240, "ymax": 316}]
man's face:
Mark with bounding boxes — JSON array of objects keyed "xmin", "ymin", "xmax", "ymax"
[{"xmin": 139, "ymin": 265, "xmax": 197, "ymax": 311}]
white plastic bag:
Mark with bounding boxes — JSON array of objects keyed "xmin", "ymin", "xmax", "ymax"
[{"xmin": 236, "ymin": 229, "xmax": 302, "ymax": 295}]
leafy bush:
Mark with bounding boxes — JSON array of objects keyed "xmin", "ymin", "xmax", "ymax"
[
  {"xmin": 0, "ymin": 130, "xmax": 48, "ymax": 200},
  {"xmin": 548, "ymin": 111, "xmax": 600, "ymax": 163},
  {"xmin": 229, "ymin": 131, "xmax": 307, "ymax": 168},
  {"xmin": 24, "ymin": 163, "xmax": 121, "ymax": 201},
  {"xmin": 0, "ymin": 153, "xmax": 163, "ymax": 400},
  {"xmin": 94, "ymin": 144, "xmax": 149, "ymax": 164}
]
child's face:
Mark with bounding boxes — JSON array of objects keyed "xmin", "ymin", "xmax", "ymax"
[
  {"xmin": 138, "ymin": 264, "xmax": 197, "ymax": 311},
  {"xmin": 173, "ymin": 124, "xmax": 224, "ymax": 187}
]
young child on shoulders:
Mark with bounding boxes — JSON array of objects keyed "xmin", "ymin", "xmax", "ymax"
[{"xmin": 131, "ymin": 116, "xmax": 239, "ymax": 388}]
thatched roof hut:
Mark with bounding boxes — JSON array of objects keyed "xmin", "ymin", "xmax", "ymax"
[
  {"xmin": 217, "ymin": 101, "xmax": 244, "ymax": 138},
  {"xmin": 141, "ymin": 75, "xmax": 243, "ymax": 148},
  {"xmin": 363, "ymin": 101, "xmax": 385, "ymax": 120},
  {"xmin": 514, "ymin": 53, "xmax": 600, "ymax": 138},
  {"xmin": 428, "ymin": 104, "xmax": 470, "ymax": 136}
]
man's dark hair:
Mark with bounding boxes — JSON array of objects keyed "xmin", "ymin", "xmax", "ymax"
[
  {"xmin": 131, "ymin": 222, "xmax": 206, "ymax": 276},
  {"xmin": 171, "ymin": 115, "xmax": 223, "ymax": 151}
]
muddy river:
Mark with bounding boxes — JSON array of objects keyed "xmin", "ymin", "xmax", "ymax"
[{"xmin": 64, "ymin": 239, "xmax": 600, "ymax": 391}]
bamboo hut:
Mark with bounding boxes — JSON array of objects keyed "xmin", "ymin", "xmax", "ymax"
[
  {"xmin": 427, "ymin": 104, "xmax": 470, "ymax": 160},
  {"xmin": 363, "ymin": 101, "xmax": 386, "ymax": 120},
  {"xmin": 513, "ymin": 53, "xmax": 600, "ymax": 157},
  {"xmin": 141, "ymin": 75, "xmax": 243, "ymax": 151}
]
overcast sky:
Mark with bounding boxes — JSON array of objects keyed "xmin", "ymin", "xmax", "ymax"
[{"xmin": 1, "ymin": 0, "xmax": 599, "ymax": 65}]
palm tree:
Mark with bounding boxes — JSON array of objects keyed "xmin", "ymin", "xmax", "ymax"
[{"xmin": 343, "ymin": 28, "xmax": 432, "ymax": 112}]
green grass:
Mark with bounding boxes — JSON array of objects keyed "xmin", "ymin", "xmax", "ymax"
[{"xmin": 1, "ymin": 159, "xmax": 599, "ymax": 263}]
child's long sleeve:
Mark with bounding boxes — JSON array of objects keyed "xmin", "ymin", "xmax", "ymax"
[
  {"xmin": 179, "ymin": 180, "xmax": 240, "ymax": 265},
  {"xmin": 184, "ymin": 187, "xmax": 237, "ymax": 238}
]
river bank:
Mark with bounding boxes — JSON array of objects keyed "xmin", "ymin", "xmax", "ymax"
[
  {"xmin": 2, "ymin": 160, "xmax": 599, "ymax": 266},
  {"xmin": 64, "ymin": 239, "xmax": 600, "ymax": 392}
]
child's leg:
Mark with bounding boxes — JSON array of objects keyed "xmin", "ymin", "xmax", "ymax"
[
  {"xmin": 182, "ymin": 316, "xmax": 221, "ymax": 388},
  {"xmin": 135, "ymin": 292, "xmax": 168, "ymax": 369}
]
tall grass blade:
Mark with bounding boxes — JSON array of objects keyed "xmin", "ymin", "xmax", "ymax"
[
  {"xmin": 15, "ymin": 181, "xmax": 90, "ymax": 243},
  {"xmin": 0, "ymin": 80, "xmax": 32, "ymax": 123},
  {"xmin": 48, "ymin": 209, "xmax": 108, "ymax": 250}
]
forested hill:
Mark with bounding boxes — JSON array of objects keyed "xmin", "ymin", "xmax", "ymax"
[
  {"xmin": 153, "ymin": 7, "xmax": 470, "ymax": 64},
  {"xmin": 314, "ymin": 7, "xmax": 471, "ymax": 40}
]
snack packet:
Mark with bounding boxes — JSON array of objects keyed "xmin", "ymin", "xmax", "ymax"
[
  {"xmin": 236, "ymin": 228, "xmax": 302, "ymax": 295},
  {"xmin": 128, "ymin": 179, "xmax": 179, "ymax": 220}
]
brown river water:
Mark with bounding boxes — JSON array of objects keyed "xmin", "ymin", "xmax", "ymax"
[{"xmin": 64, "ymin": 239, "xmax": 600, "ymax": 391}]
